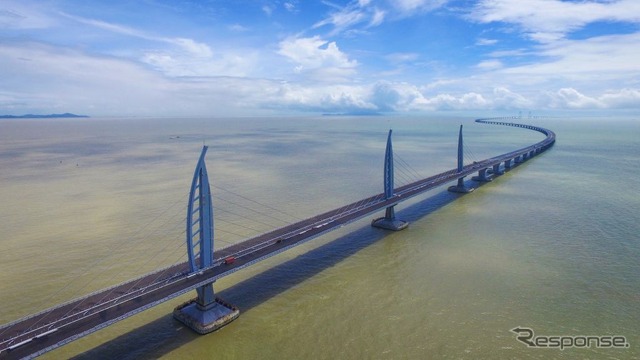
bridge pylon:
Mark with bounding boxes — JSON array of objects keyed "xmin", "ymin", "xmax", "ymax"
[
  {"xmin": 448, "ymin": 125, "xmax": 474, "ymax": 193},
  {"xmin": 173, "ymin": 146, "xmax": 240, "ymax": 334},
  {"xmin": 371, "ymin": 130, "xmax": 408, "ymax": 231}
]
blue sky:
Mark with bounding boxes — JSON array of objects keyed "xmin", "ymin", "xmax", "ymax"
[{"xmin": 1, "ymin": 0, "xmax": 639, "ymax": 116}]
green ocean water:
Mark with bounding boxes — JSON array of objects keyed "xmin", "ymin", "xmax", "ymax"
[{"xmin": 0, "ymin": 116, "xmax": 638, "ymax": 359}]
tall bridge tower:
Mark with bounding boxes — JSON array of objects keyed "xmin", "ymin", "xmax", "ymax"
[
  {"xmin": 448, "ymin": 125, "xmax": 474, "ymax": 193},
  {"xmin": 173, "ymin": 146, "xmax": 240, "ymax": 334},
  {"xmin": 371, "ymin": 130, "xmax": 409, "ymax": 231}
]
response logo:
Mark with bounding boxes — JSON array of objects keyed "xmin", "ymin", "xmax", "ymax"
[{"xmin": 511, "ymin": 327, "xmax": 630, "ymax": 350}]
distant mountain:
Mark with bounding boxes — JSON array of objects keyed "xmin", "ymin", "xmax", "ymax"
[{"xmin": 0, "ymin": 113, "xmax": 89, "ymax": 119}]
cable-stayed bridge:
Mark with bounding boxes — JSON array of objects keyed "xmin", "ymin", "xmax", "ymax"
[{"xmin": 0, "ymin": 118, "xmax": 555, "ymax": 359}]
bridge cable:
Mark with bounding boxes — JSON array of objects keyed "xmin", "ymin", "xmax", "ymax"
[
  {"xmin": 213, "ymin": 185, "xmax": 303, "ymax": 222},
  {"xmin": 18, "ymin": 193, "xmax": 191, "ymax": 334},
  {"xmin": 61, "ymin": 191, "xmax": 285, "ymax": 323},
  {"xmin": 55, "ymin": 219, "xmax": 191, "ymax": 329},
  {"xmin": 394, "ymin": 153, "xmax": 424, "ymax": 180},
  {"xmin": 215, "ymin": 195, "xmax": 295, "ymax": 226}
]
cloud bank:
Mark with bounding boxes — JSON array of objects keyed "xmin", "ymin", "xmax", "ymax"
[{"xmin": 0, "ymin": 0, "xmax": 638, "ymax": 116}]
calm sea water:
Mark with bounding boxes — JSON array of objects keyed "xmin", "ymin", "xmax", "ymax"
[{"xmin": 0, "ymin": 116, "xmax": 638, "ymax": 359}]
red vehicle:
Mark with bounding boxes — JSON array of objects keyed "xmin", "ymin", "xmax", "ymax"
[{"xmin": 223, "ymin": 256, "xmax": 236, "ymax": 265}]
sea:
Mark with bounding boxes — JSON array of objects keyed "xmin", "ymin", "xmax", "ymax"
[{"xmin": 0, "ymin": 115, "xmax": 638, "ymax": 359}]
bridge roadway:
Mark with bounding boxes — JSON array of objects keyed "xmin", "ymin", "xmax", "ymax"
[{"xmin": 0, "ymin": 118, "xmax": 555, "ymax": 359}]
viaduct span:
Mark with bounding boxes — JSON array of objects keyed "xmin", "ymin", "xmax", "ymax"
[{"xmin": 0, "ymin": 117, "xmax": 555, "ymax": 359}]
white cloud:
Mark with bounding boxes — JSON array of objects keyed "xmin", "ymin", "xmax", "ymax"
[
  {"xmin": 284, "ymin": 2, "xmax": 297, "ymax": 13},
  {"xmin": 313, "ymin": 7, "xmax": 367, "ymax": 34},
  {"xmin": 62, "ymin": 13, "xmax": 215, "ymax": 59},
  {"xmin": 471, "ymin": 0, "xmax": 640, "ymax": 42},
  {"xmin": 385, "ymin": 52, "xmax": 419, "ymax": 64},
  {"xmin": 263, "ymin": 74, "xmax": 638, "ymax": 113},
  {"xmin": 501, "ymin": 32, "xmax": 640, "ymax": 83},
  {"xmin": 3, "ymin": 1, "xmax": 640, "ymax": 116},
  {"xmin": 457, "ymin": 31, "xmax": 640, "ymax": 108},
  {"xmin": 545, "ymin": 88, "xmax": 603, "ymax": 109},
  {"xmin": 0, "ymin": 41, "xmax": 279, "ymax": 116},
  {"xmin": 476, "ymin": 59, "xmax": 503, "ymax": 70},
  {"xmin": 277, "ymin": 36, "xmax": 358, "ymax": 81},
  {"xmin": 262, "ymin": 5, "xmax": 274, "ymax": 16},
  {"xmin": 0, "ymin": 2, "xmax": 56, "ymax": 29},
  {"xmin": 313, "ymin": 0, "xmax": 395, "ymax": 35},
  {"xmin": 61, "ymin": 12, "xmax": 148, "ymax": 38},
  {"xmin": 370, "ymin": 7, "xmax": 386, "ymax": 26},
  {"xmin": 260, "ymin": 82, "xmax": 375, "ymax": 113},
  {"xmin": 392, "ymin": 0, "xmax": 449, "ymax": 13},
  {"xmin": 538, "ymin": 87, "xmax": 639, "ymax": 110},
  {"xmin": 228, "ymin": 24, "xmax": 249, "ymax": 32},
  {"xmin": 3, "ymin": 40, "xmax": 638, "ymax": 116},
  {"xmin": 459, "ymin": 92, "xmax": 490, "ymax": 108},
  {"xmin": 281, "ymin": 81, "xmax": 504, "ymax": 112},
  {"xmin": 423, "ymin": 92, "xmax": 490, "ymax": 110},
  {"xmin": 598, "ymin": 88, "xmax": 640, "ymax": 108},
  {"xmin": 141, "ymin": 49, "xmax": 257, "ymax": 78},
  {"xmin": 476, "ymin": 38, "xmax": 498, "ymax": 46},
  {"xmin": 0, "ymin": 42, "xmax": 171, "ymax": 115},
  {"xmin": 370, "ymin": 81, "xmax": 420, "ymax": 111},
  {"xmin": 488, "ymin": 49, "xmax": 529, "ymax": 58},
  {"xmin": 311, "ymin": 0, "xmax": 450, "ymax": 38},
  {"xmin": 58, "ymin": 12, "xmax": 262, "ymax": 79},
  {"xmin": 170, "ymin": 38, "xmax": 213, "ymax": 58},
  {"xmin": 492, "ymin": 87, "xmax": 533, "ymax": 109}
]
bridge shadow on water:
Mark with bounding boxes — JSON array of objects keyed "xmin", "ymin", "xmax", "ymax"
[{"xmin": 72, "ymin": 178, "xmax": 497, "ymax": 360}]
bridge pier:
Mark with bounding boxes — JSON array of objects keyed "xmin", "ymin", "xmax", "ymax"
[
  {"xmin": 504, "ymin": 159, "xmax": 512, "ymax": 170},
  {"xmin": 492, "ymin": 163, "xmax": 504, "ymax": 175},
  {"xmin": 372, "ymin": 130, "xmax": 408, "ymax": 231},
  {"xmin": 173, "ymin": 146, "xmax": 239, "ymax": 334},
  {"xmin": 372, "ymin": 205, "xmax": 409, "ymax": 231},
  {"xmin": 448, "ymin": 125, "xmax": 474, "ymax": 193},
  {"xmin": 173, "ymin": 294, "xmax": 239, "ymax": 335},
  {"xmin": 472, "ymin": 168, "xmax": 492, "ymax": 182},
  {"xmin": 448, "ymin": 177, "xmax": 473, "ymax": 193},
  {"xmin": 515, "ymin": 155, "xmax": 523, "ymax": 163}
]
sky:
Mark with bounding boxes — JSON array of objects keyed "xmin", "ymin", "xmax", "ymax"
[{"xmin": 1, "ymin": 0, "xmax": 639, "ymax": 117}]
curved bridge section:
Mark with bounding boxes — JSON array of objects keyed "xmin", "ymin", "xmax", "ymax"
[
  {"xmin": 475, "ymin": 117, "xmax": 556, "ymax": 168},
  {"xmin": 0, "ymin": 118, "xmax": 555, "ymax": 360}
]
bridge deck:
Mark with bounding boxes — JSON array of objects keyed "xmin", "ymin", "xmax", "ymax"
[{"xmin": 0, "ymin": 118, "xmax": 555, "ymax": 359}]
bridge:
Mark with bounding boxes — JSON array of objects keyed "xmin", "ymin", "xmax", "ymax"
[{"xmin": 0, "ymin": 117, "xmax": 555, "ymax": 359}]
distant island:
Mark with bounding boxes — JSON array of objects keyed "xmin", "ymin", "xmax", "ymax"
[{"xmin": 0, "ymin": 113, "xmax": 89, "ymax": 119}]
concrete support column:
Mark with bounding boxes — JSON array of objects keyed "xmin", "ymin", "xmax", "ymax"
[
  {"xmin": 492, "ymin": 163, "xmax": 504, "ymax": 175},
  {"xmin": 472, "ymin": 168, "xmax": 492, "ymax": 182}
]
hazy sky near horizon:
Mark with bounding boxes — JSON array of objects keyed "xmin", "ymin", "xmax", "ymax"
[{"xmin": 1, "ymin": 0, "xmax": 639, "ymax": 116}]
